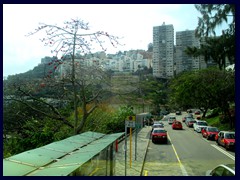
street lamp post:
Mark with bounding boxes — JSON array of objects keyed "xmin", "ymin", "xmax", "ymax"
[{"xmin": 138, "ymin": 65, "xmax": 145, "ymax": 113}]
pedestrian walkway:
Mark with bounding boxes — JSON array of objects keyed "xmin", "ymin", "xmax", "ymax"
[{"xmin": 115, "ymin": 126, "xmax": 151, "ymax": 176}]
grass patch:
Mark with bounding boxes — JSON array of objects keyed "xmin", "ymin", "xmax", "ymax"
[{"xmin": 204, "ymin": 116, "xmax": 233, "ymax": 131}]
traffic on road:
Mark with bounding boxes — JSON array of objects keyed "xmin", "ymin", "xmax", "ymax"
[{"xmin": 142, "ymin": 112, "xmax": 235, "ymax": 176}]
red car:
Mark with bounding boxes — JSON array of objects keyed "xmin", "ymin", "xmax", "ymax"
[
  {"xmin": 196, "ymin": 115, "xmax": 201, "ymax": 120},
  {"xmin": 187, "ymin": 119, "xmax": 196, "ymax": 128},
  {"xmin": 194, "ymin": 110, "xmax": 201, "ymax": 115},
  {"xmin": 151, "ymin": 128, "xmax": 168, "ymax": 144},
  {"xmin": 216, "ymin": 131, "xmax": 235, "ymax": 151},
  {"xmin": 172, "ymin": 121, "xmax": 183, "ymax": 130},
  {"xmin": 201, "ymin": 126, "xmax": 219, "ymax": 140}
]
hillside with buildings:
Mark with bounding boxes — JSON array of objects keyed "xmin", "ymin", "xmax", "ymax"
[
  {"xmin": 5, "ymin": 22, "xmax": 232, "ymax": 83},
  {"xmin": 38, "ymin": 23, "xmax": 230, "ymax": 81}
]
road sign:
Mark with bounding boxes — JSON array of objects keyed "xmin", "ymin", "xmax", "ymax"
[
  {"xmin": 125, "ymin": 120, "xmax": 135, "ymax": 128},
  {"xmin": 127, "ymin": 116, "xmax": 136, "ymax": 121}
]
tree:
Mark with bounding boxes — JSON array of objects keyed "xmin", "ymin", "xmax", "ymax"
[
  {"xmin": 195, "ymin": 4, "xmax": 235, "ymax": 37},
  {"xmin": 140, "ymin": 77, "xmax": 167, "ymax": 114},
  {"xmin": 169, "ymin": 67, "xmax": 235, "ymax": 128},
  {"xmin": 6, "ymin": 18, "xmax": 121, "ymax": 134},
  {"xmin": 193, "ymin": 4, "xmax": 235, "ymax": 69},
  {"xmin": 185, "ymin": 35, "xmax": 234, "ymax": 70}
]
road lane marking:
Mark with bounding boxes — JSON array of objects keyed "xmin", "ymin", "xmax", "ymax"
[
  {"xmin": 168, "ymin": 134, "xmax": 188, "ymax": 176},
  {"xmin": 89, "ymin": 168, "xmax": 99, "ymax": 176},
  {"xmin": 202, "ymin": 138, "xmax": 209, "ymax": 142},
  {"xmin": 211, "ymin": 144, "xmax": 235, "ymax": 161}
]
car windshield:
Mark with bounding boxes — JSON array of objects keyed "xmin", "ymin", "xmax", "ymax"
[
  {"xmin": 153, "ymin": 125, "xmax": 164, "ymax": 128},
  {"xmin": 208, "ymin": 127, "xmax": 218, "ymax": 132},
  {"xmin": 174, "ymin": 121, "xmax": 181, "ymax": 124},
  {"xmin": 225, "ymin": 133, "xmax": 235, "ymax": 139},
  {"xmin": 153, "ymin": 129, "xmax": 166, "ymax": 133},
  {"xmin": 198, "ymin": 122, "xmax": 207, "ymax": 126}
]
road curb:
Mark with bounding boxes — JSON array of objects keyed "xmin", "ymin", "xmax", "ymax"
[{"xmin": 140, "ymin": 133, "xmax": 150, "ymax": 176}]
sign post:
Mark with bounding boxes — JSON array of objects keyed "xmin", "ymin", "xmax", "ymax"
[{"xmin": 124, "ymin": 116, "xmax": 136, "ymax": 175}]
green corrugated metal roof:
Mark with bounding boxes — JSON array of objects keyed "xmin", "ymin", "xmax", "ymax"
[
  {"xmin": 77, "ymin": 131, "xmax": 105, "ymax": 138},
  {"xmin": 65, "ymin": 131, "xmax": 105, "ymax": 143},
  {"xmin": 3, "ymin": 159, "xmax": 36, "ymax": 176},
  {"xmin": 47, "ymin": 150, "xmax": 97, "ymax": 167},
  {"xmin": 6, "ymin": 147, "xmax": 66, "ymax": 167},
  {"xmin": 28, "ymin": 165, "xmax": 81, "ymax": 176},
  {"xmin": 3, "ymin": 131, "xmax": 124, "ymax": 176}
]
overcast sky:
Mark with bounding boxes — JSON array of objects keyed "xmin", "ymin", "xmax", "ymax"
[{"xmin": 3, "ymin": 4, "xmax": 228, "ymax": 77}]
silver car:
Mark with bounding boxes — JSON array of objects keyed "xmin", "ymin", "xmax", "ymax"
[
  {"xmin": 168, "ymin": 116, "xmax": 176, "ymax": 124},
  {"xmin": 206, "ymin": 164, "xmax": 235, "ymax": 176}
]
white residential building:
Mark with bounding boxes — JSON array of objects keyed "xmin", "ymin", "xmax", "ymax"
[{"xmin": 153, "ymin": 22, "xmax": 174, "ymax": 78}]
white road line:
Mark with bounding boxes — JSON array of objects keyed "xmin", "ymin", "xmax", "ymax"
[
  {"xmin": 202, "ymin": 138, "xmax": 209, "ymax": 143},
  {"xmin": 184, "ymin": 128, "xmax": 235, "ymax": 161},
  {"xmin": 168, "ymin": 134, "xmax": 188, "ymax": 176},
  {"xmin": 211, "ymin": 144, "xmax": 235, "ymax": 161}
]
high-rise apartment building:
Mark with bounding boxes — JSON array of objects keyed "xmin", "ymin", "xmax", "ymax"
[
  {"xmin": 153, "ymin": 23, "xmax": 174, "ymax": 78},
  {"xmin": 175, "ymin": 30, "xmax": 207, "ymax": 74}
]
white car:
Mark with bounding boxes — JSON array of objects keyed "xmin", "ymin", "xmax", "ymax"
[
  {"xmin": 193, "ymin": 120, "xmax": 208, "ymax": 133},
  {"xmin": 168, "ymin": 116, "xmax": 176, "ymax": 124},
  {"xmin": 151, "ymin": 123, "xmax": 164, "ymax": 132}
]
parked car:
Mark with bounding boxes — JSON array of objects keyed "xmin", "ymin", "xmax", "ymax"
[
  {"xmin": 168, "ymin": 116, "xmax": 176, "ymax": 124},
  {"xmin": 187, "ymin": 109, "xmax": 192, "ymax": 113},
  {"xmin": 206, "ymin": 164, "xmax": 235, "ymax": 176},
  {"xmin": 175, "ymin": 111, "xmax": 181, "ymax": 115},
  {"xmin": 201, "ymin": 126, "xmax": 219, "ymax": 140},
  {"xmin": 193, "ymin": 120, "xmax": 208, "ymax": 133},
  {"xmin": 216, "ymin": 131, "xmax": 235, "ymax": 151},
  {"xmin": 172, "ymin": 121, "xmax": 183, "ymax": 130},
  {"xmin": 186, "ymin": 113, "xmax": 193, "ymax": 118},
  {"xmin": 186, "ymin": 119, "xmax": 196, "ymax": 128},
  {"xmin": 151, "ymin": 128, "xmax": 168, "ymax": 144},
  {"xmin": 194, "ymin": 110, "xmax": 201, "ymax": 115},
  {"xmin": 185, "ymin": 117, "xmax": 194, "ymax": 126},
  {"xmin": 182, "ymin": 116, "xmax": 187, "ymax": 122},
  {"xmin": 196, "ymin": 115, "xmax": 201, "ymax": 120}
]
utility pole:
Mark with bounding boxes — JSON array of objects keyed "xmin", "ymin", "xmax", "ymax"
[{"xmin": 138, "ymin": 65, "xmax": 145, "ymax": 113}]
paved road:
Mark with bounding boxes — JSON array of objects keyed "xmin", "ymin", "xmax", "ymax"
[{"xmin": 142, "ymin": 112, "xmax": 235, "ymax": 176}]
